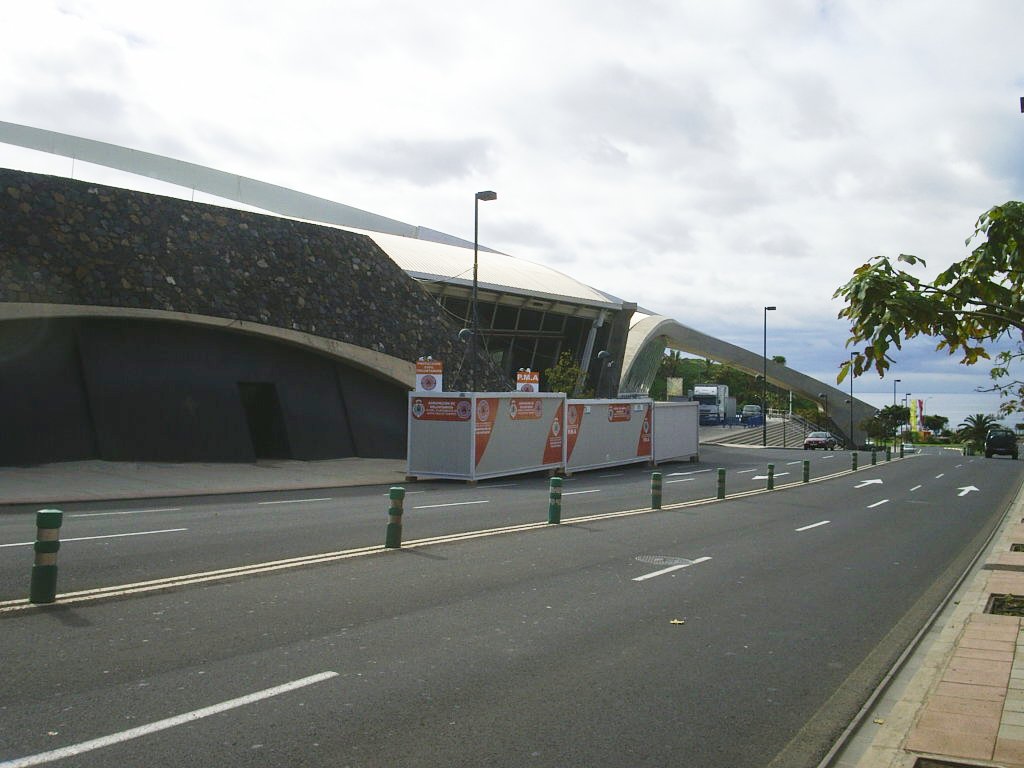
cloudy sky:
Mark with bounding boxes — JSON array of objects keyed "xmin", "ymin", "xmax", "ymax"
[{"xmin": 2, "ymin": 0, "xmax": 1023, "ymax": 415}]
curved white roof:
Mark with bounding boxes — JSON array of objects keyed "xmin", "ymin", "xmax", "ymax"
[{"xmin": 359, "ymin": 229, "xmax": 621, "ymax": 309}]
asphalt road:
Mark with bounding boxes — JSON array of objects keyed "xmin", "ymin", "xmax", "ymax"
[
  {"xmin": 2, "ymin": 446, "xmax": 888, "ymax": 601},
  {"xmin": 1, "ymin": 446, "xmax": 1021, "ymax": 768}
]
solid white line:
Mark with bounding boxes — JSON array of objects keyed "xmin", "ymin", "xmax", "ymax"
[
  {"xmin": 667, "ymin": 469, "xmax": 711, "ymax": 476},
  {"xmin": 786, "ymin": 460, "xmax": 803, "ymax": 465},
  {"xmin": 70, "ymin": 507, "xmax": 182, "ymax": 518},
  {"xmin": 796, "ymin": 520, "xmax": 831, "ymax": 532},
  {"xmin": 257, "ymin": 497, "xmax": 331, "ymax": 506},
  {"xmin": 867, "ymin": 499, "xmax": 890, "ymax": 509},
  {"xmin": 563, "ymin": 489, "xmax": 601, "ymax": 496},
  {"xmin": 665, "ymin": 478, "xmax": 694, "ymax": 484},
  {"xmin": 633, "ymin": 556, "xmax": 711, "ymax": 582},
  {"xmin": 0, "ymin": 672, "xmax": 338, "ymax": 768},
  {"xmin": 0, "ymin": 529, "xmax": 187, "ymax": 548},
  {"xmin": 737, "ymin": 468, "xmax": 756, "ymax": 474},
  {"xmin": 413, "ymin": 500, "xmax": 490, "ymax": 510},
  {"xmin": 910, "ymin": 485, "xmax": 922, "ymax": 492},
  {"xmin": 821, "ymin": 455, "xmax": 835, "ymax": 460}
]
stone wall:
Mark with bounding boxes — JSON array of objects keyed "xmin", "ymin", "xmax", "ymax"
[{"xmin": 0, "ymin": 168, "xmax": 505, "ymax": 390}]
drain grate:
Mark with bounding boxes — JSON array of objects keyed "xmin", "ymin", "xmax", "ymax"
[
  {"xmin": 914, "ymin": 758, "xmax": 981, "ymax": 767},
  {"xmin": 986, "ymin": 593, "xmax": 1024, "ymax": 616},
  {"xmin": 635, "ymin": 555, "xmax": 692, "ymax": 566},
  {"xmin": 1012, "ymin": 543, "xmax": 1024, "ymax": 552}
]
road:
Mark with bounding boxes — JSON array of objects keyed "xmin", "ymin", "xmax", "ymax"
[{"xmin": 1, "ymin": 446, "xmax": 1020, "ymax": 767}]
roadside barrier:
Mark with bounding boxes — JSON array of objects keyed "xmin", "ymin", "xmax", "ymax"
[
  {"xmin": 651, "ymin": 472, "xmax": 662, "ymax": 510},
  {"xmin": 717, "ymin": 468, "xmax": 726, "ymax": 499},
  {"xmin": 852, "ymin": 452, "xmax": 858, "ymax": 471},
  {"xmin": 803, "ymin": 460, "xmax": 810, "ymax": 483},
  {"xmin": 29, "ymin": 509, "xmax": 63, "ymax": 604},
  {"xmin": 548, "ymin": 477, "xmax": 562, "ymax": 524},
  {"xmin": 385, "ymin": 487, "xmax": 404, "ymax": 548},
  {"xmin": 767, "ymin": 464, "xmax": 775, "ymax": 490},
  {"xmin": 885, "ymin": 446, "xmax": 892, "ymax": 462}
]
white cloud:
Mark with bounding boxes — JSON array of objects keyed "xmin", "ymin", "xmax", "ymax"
[{"xmin": 2, "ymin": 0, "xmax": 1022, "ymax": 406}]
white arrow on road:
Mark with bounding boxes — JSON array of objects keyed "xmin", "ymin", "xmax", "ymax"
[
  {"xmin": 855, "ymin": 479, "xmax": 884, "ymax": 489},
  {"xmin": 752, "ymin": 472, "xmax": 790, "ymax": 480},
  {"xmin": 958, "ymin": 486, "xmax": 980, "ymax": 497}
]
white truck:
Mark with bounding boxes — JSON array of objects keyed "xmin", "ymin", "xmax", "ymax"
[{"xmin": 690, "ymin": 384, "xmax": 736, "ymax": 425}]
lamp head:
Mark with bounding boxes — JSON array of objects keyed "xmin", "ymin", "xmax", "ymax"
[{"xmin": 476, "ymin": 190, "xmax": 497, "ymax": 202}]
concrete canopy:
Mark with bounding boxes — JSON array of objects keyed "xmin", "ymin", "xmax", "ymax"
[{"xmin": 621, "ymin": 313, "xmax": 878, "ymax": 446}]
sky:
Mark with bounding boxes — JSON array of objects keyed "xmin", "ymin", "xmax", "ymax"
[{"xmin": 2, "ymin": 0, "xmax": 1023, "ymax": 420}]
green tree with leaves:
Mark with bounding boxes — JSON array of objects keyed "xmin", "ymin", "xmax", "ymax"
[
  {"xmin": 956, "ymin": 413, "xmax": 1002, "ymax": 451},
  {"xmin": 543, "ymin": 351, "xmax": 590, "ymax": 396},
  {"xmin": 922, "ymin": 414, "xmax": 950, "ymax": 434},
  {"xmin": 835, "ymin": 202, "xmax": 1024, "ymax": 416}
]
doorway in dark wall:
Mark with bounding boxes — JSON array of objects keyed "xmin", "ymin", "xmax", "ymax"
[{"xmin": 238, "ymin": 382, "xmax": 291, "ymax": 459}]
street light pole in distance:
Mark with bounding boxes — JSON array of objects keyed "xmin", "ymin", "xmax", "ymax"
[
  {"xmin": 762, "ymin": 306, "xmax": 776, "ymax": 447},
  {"xmin": 892, "ymin": 378, "xmax": 901, "ymax": 446},
  {"xmin": 471, "ymin": 190, "xmax": 497, "ymax": 392}
]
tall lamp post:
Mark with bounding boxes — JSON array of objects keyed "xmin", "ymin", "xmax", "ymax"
[
  {"xmin": 762, "ymin": 306, "xmax": 776, "ymax": 446},
  {"xmin": 892, "ymin": 378, "xmax": 901, "ymax": 446},
  {"xmin": 470, "ymin": 190, "xmax": 497, "ymax": 392},
  {"xmin": 849, "ymin": 351, "xmax": 856, "ymax": 448}
]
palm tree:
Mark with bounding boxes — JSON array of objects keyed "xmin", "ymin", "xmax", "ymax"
[{"xmin": 957, "ymin": 413, "xmax": 1002, "ymax": 450}]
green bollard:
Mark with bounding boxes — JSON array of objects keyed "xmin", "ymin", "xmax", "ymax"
[
  {"xmin": 802, "ymin": 460, "xmax": 810, "ymax": 483},
  {"xmin": 651, "ymin": 472, "xmax": 662, "ymax": 510},
  {"xmin": 385, "ymin": 487, "xmax": 404, "ymax": 548},
  {"xmin": 717, "ymin": 468, "xmax": 726, "ymax": 499},
  {"xmin": 885, "ymin": 446, "xmax": 892, "ymax": 462},
  {"xmin": 900, "ymin": 443, "xmax": 905, "ymax": 458},
  {"xmin": 548, "ymin": 476, "xmax": 563, "ymax": 524},
  {"xmin": 852, "ymin": 452, "xmax": 858, "ymax": 471},
  {"xmin": 871, "ymin": 449, "xmax": 877, "ymax": 466},
  {"xmin": 29, "ymin": 509, "xmax": 63, "ymax": 604},
  {"xmin": 767, "ymin": 463, "xmax": 775, "ymax": 490}
]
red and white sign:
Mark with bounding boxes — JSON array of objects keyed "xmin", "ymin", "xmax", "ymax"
[
  {"xmin": 565, "ymin": 403, "xmax": 585, "ymax": 461},
  {"xmin": 411, "ymin": 397, "xmax": 471, "ymax": 421},
  {"xmin": 608, "ymin": 403, "xmax": 632, "ymax": 422},
  {"xmin": 415, "ymin": 358, "xmax": 444, "ymax": 392},
  {"xmin": 636, "ymin": 404, "xmax": 652, "ymax": 457},
  {"xmin": 474, "ymin": 397, "xmax": 498, "ymax": 466},
  {"xmin": 516, "ymin": 369, "xmax": 540, "ymax": 392},
  {"xmin": 509, "ymin": 398, "xmax": 543, "ymax": 420},
  {"xmin": 542, "ymin": 402, "xmax": 565, "ymax": 464}
]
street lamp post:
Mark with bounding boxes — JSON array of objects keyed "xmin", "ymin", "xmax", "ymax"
[
  {"xmin": 849, "ymin": 351, "xmax": 856, "ymax": 449},
  {"xmin": 470, "ymin": 190, "xmax": 497, "ymax": 392},
  {"xmin": 892, "ymin": 378, "xmax": 901, "ymax": 446},
  {"xmin": 762, "ymin": 306, "xmax": 776, "ymax": 447}
]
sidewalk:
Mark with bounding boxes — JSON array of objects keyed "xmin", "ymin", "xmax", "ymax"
[
  {"xmin": 849, "ymin": 483, "xmax": 1024, "ymax": 767},
  {"xmin": 0, "ymin": 457, "xmax": 408, "ymax": 506}
]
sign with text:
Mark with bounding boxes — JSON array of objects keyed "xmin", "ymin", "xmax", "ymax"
[
  {"xmin": 415, "ymin": 359, "xmax": 444, "ymax": 392},
  {"xmin": 516, "ymin": 369, "xmax": 540, "ymax": 392},
  {"xmin": 410, "ymin": 396, "xmax": 471, "ymax": 421}
]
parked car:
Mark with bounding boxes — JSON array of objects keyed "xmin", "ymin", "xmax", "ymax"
[
  {"xmin": 985, "ymin": 428, "xmax": 1019, "ymax": 459},
  {"xmin": 803, "ymin": 431, "xmax": 837, "ymax": 450}
]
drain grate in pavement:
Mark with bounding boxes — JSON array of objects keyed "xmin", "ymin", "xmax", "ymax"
[
  {"xmin": 986, "ymin": 593, "xmax": 1024, "ymax": 616},
  {"xmin": 1012, "ymin": 543, "xmax": 1024, "ymax": 552},
  {"xmin": 635, "ymin": 555, "xmax": 693, "ymax": 566},
  {"xmin": 914, "ymin": 758, "xmax": 980, "ymax": 767}
]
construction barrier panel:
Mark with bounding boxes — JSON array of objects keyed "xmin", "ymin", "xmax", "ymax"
[
  {"xmin": 407, "ymin": 392, "xmax": 566, "ymax": 481},
  {"xmin": 565, "ymin": 398, "xmax": 654, "ymax": 474},
  {"xmin": 652, "ymin": 401, "xmax": 700, "ymax": 463}
]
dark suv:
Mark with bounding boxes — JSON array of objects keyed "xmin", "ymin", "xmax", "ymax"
[{"xmin": 985, "ymin": 428, "xmax": 1019, "ymax": 459}]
